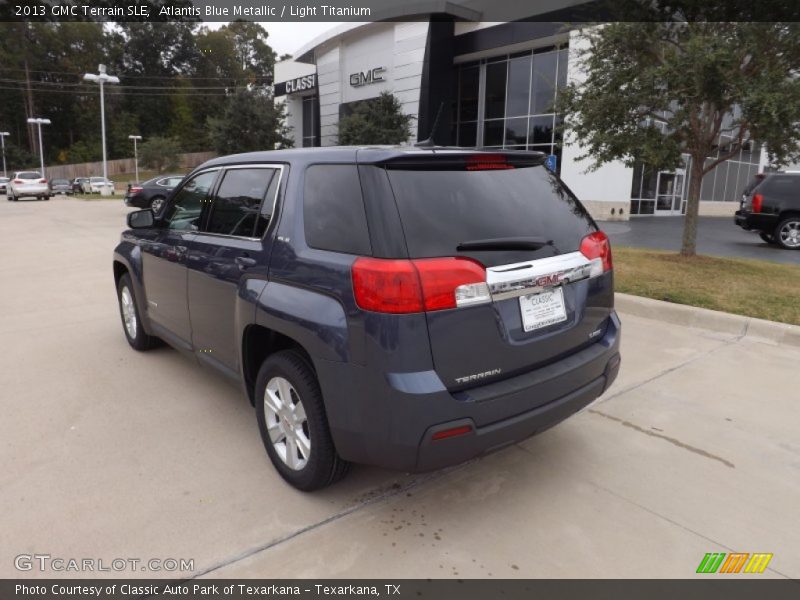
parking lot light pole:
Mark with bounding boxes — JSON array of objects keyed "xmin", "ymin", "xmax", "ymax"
[
  {"xmin": 129, "ymin": 135, "xmax": 142, "ymax": 183},
  {"xmin": 26, "ymin": 118, "xmax": 51, "ymax": 178},
  {"xmin": 83, "ymin": 64, "xmax": 120, "ymax": 195},
  {"xmin": 0, "ymin": 131, "xmax": 9, "ymax": 178}
]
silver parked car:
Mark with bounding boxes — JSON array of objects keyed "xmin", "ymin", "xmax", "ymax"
[
  {"xmin": 7, "ymin": 171, "xmax": 50, "ymax": 201},
  {"xmin": 0, "ymin": 177, "xmax": 9, "ymax": 195}
]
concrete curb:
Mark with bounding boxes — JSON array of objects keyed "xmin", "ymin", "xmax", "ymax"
[{"xmin": 615, "ymin": 293, "xmax": 800, "ymax": 348}]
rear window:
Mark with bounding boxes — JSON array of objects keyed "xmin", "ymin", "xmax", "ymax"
[
  {"xmin": 52, "ymin": 179, "xmax": 69, "ymax": 185},
  {"xmin": 304, "ymin": 165, "xmax": 371, "ymax": 255},
  {"xmin": 18, "ymin": 172, "xmax": 41, "ymax": 179},
  {"xmin": 385, "ymin": 165, "xmax": 594, "ymax": 263},
  {"xmin": 760, "ymin": 175, "xmax": 799, "ymax": 198}
]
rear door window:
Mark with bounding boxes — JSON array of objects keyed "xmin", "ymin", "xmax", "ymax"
[
  {"xmin": 385, "ymin": 163, "xmax": 594, "ymax": 265},
  {"xmin": 205, "ymin": 167, "xmax": 279, "ymax": 238},
  {"xmin": 303, "ymin": 165, "xmax": 371, "ymax": 255}
]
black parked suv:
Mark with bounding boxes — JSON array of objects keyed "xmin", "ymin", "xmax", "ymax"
[
  {"xmin": 735, "ymin": 172, "xmax": 800, "ymax": 249},
  {"xmin": 113, "ymin": 148, "xmax": 621, "ymax": 490}
]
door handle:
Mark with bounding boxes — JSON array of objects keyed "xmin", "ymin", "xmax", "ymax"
[{"xmin": 235, "ymin": 256, "xmax": 257, "ymax": 268}]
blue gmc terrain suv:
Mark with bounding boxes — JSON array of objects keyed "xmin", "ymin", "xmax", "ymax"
[{"xmin": 113, "ymin": 147, "xmax": 621, "ymax": 490}]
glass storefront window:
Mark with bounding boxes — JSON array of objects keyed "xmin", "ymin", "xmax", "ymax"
[
  {"xmin": 531, "ymin": 51, "xmax": 557, "ymax": 114},
  {"xmin": 529, "ymin": 115, "xmax": 554, "ymax": 146},
  {"xmin": 453, "ymin": 44, "xmax": 567, "ymax": 171},
  {"xmin": 459, "ymin": 66, "xmax": 479, "ymax": 122},
  {"xmin": 485, "ymin": 61, "xmax": 507, "ymax": 120},
  {"xmin": 505, "ymin": 117, "xmax": 528, "ymax": 145},
  {"xmin": 506, "ymin": 55, "xmax": 532, "ymax": 117}
]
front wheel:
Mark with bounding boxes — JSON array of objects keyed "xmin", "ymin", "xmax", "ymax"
[
  {"xmin": 117, "ymin": 273, "xmax": 160, "ymax": 351},
  {"xmin": 774, "ymin": 217, "xmax": 800, "ymax": 250},
  {"xmin": 255, "ymin": 350, "xmax": 350, "ymax": 491}
]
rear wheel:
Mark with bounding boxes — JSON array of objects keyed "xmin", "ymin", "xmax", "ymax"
[
  {"xmin": 774, "ymin": 217, "xmax": 800, "ymax": 250},
  {"xmin": 255, "ymin": 350, "xmax": 350, "ymax": 491},
  {"xmin": 150, "ymin": 196, "xmax": 166, "ymax": 214},
  {"xmin": 759, "ymin": 232, "xmax": 775, "ymax": 244},
  {"xmin": 117, "ymin": 273, "xmax": 160, "ymax": 351}
]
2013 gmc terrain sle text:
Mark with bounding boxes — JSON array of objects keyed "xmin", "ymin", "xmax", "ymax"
[{"xmin": 113, "ymin": 147, "xmax": 621, "ymax": 491}]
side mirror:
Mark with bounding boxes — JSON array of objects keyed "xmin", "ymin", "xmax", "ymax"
[{"xmin": 127, "ymin": 209, "xmax": 154, "ymax": 229}]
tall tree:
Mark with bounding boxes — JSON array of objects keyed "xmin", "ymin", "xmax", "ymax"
[
  {"xmin": 337, "ymin": 92, "xmax": 413, "ymax": 145},
  {"xmin": 558, "ymin": 16, "xmax": 800, "ymax": 256},
  {"xmin": 208, "ymin": 88, "xmax": 292, "ymax": 154}
]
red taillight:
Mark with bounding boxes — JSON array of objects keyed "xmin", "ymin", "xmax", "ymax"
[
  {"xmin": 129, "ymin": 187, "xmax": 143, "ymax": 194},
  {"xmin": 580, "ymin": 231, "xmax": 613, "ymax": 274},
  {"xmin": 352, "ymin": 257, "xmax": 488, "ymax": 314},
  {"xmin": 466, "ymin": 154, "xmax": 514, "ymax": 171},
  {"xmin": 40, "ymin": 178, "xmax": 47, "ymax": 184},
  {"xmin": 752, "ymin": 193, "xmax": 764, "ymax": 213},
  {"xmin": 352, "ymin": 258, "xmax": 424, "ymax": 313},
  {"xmin": 415, "ymin": 257, "xmax": 486, "ymax": 311},
  {"xmin": 431, "ymin": 425, "xmax": 473, "ymax": 441},
  {"xmin": 13, "ymin": 179, "xmax": 23, "ymax": 184}
]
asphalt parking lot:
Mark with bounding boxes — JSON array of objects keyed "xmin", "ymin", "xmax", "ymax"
[
  {"xmin": 600, "ymin": 216, "xmax": 799, "ymax": 265},
  {"xmin": 1, "ymin": 195, "xmax": 798, "ymax": 579}
]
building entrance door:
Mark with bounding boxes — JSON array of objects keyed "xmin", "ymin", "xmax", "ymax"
[{"xmin": 655, "ymin": 169, "xmax": 686, "ymax": 215}]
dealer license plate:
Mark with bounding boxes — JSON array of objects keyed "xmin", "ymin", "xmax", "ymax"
[{"xmin": 519, "ymin": 287, "xmax": 568, "ymax": 332}]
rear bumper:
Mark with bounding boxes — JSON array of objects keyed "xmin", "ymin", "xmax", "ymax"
[
  {"xmin": 315, "ymin": 311, "xmax": 621, "ymax": 472},
  {"xmin": 11, "ymin": 185, "xmax": 49, "ymax": 197},
  {"xmin": 735, "ymin": 210, "xmax": 777, "ymax": 232}
]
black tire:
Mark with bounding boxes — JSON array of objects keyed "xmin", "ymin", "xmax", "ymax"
[
  {"xmin": 759, "ymin": 232, "xmax": 774, "ymax": 244},
  {"xmin": 255, "ymin": 350, "xmax": 350, "ymax": 491},
  {"xmin": 773, "ymin": 217, "xmax": 800, "ymax": 250},
  {"xmin": 116, "ymin": 273, "xmax": 160, "ymax": 351}
]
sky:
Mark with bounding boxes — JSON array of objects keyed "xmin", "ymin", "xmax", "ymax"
[{"xmin": 206, "ymin": 21, "xmax": 344, "ymax": 58}]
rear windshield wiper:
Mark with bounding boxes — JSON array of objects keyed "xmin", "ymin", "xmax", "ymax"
[{"xmin": 457, "ymin": 237, "xmax": 554, "ymax": 252}]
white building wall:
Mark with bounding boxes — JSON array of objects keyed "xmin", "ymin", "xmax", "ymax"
[
  {"xmin": 274, "ymin": 59, "xmax": 316, "ymax": 148},
  {"xmin": 559, "ymin": 28, "xmax": 633, "ymax": 220},
  {"xmin": 315, "ymin": 21, "xmax": 430, "ymax": 146}
]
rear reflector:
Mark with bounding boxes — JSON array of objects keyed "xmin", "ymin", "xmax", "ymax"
[
  {"xmin": 431, "ymin": 425, "xmax": 473, "ymax": 441},
  {"xmin": 580, "ymin": 231, "xmax": 613, "ymax": 276},
  {"xmin": 752, "ymin": 193, "xmax": 764, "ymax": 213},
  {"xmin": 352, "ymin": 257, "xmax": 489, "ymax": 314}
]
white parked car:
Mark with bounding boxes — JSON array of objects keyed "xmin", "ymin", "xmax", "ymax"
[
  {"xmin": 7, "ymin": 171, "xmax": 50, "ymax": 201},
  {"xmin": 85, "ymin": 176, "xmax": 115, "ymax": 194}
]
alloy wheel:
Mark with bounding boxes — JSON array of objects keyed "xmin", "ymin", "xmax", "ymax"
[
  {"xmin": 778, "ymin": 220, "xmax": 800, "ymax": 248},
  {"xmin": 120, "ymin": 286, "xmax": 138, "ymax": 339},
  {"xmin": 263, "ymin": 376, "xmax": 311, "ymax": 471}
]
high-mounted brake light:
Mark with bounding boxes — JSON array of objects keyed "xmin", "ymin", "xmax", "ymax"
[
  {"xmin": 752, "ymin": 193, "xmax": 764, "ymax": 213},
  {"xmin": 466, "ymin": 154, "xmax": 515, "ymax": 171},
  {"xmin": 352, "ymin": 257, "xmax": 490, "ymax": 314},
  {"xmin": 580, "ymin": 231, "xmax": 613, "ymax": 277}
]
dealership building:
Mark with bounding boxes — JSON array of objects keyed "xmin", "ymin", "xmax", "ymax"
[{"xmin": 274, "ymin": 2, "xmax": 765, "ymax": 220}]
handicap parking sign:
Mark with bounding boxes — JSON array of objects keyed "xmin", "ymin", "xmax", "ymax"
[{"xmin": 545, "ymin": 154, "xmax": 558, "ymax": 172}]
